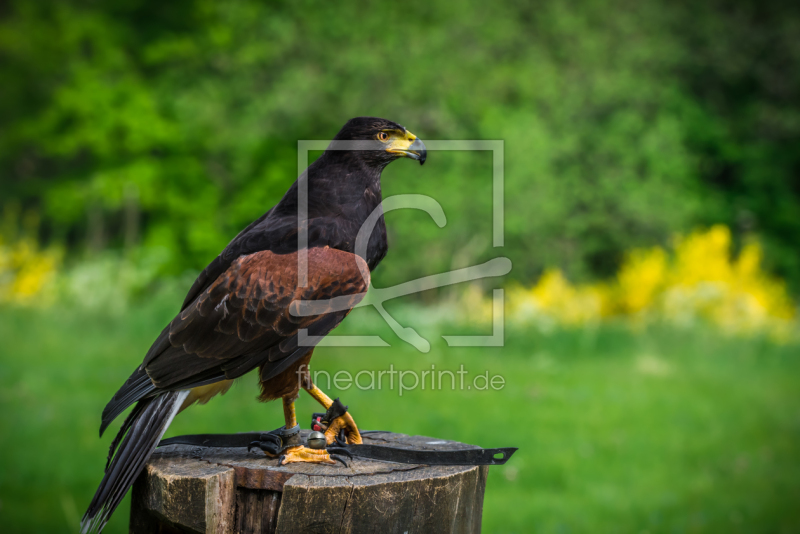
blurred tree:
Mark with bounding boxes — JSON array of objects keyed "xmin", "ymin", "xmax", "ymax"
[
  {"xmin": 668, "ymin": 0, "xmax": 800, "ymax": 289},
  {"xmin": 0, "ymin": 0, "xmax": 798, "ymax": 291}
]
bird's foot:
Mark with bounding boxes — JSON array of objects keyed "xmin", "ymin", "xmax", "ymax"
[
  {"xmin": 311, "ymin": 398, "xmax": 362, "ymax": 446},
  {"xmin": 247, "ymin": 432, "xmax": 283, "ymax": 457},
  {"xmin": 325, "ymin": 414, "xmax": 362, "ymax": 447},
  {"xmin": 247, "ymin": 424, "xmax": 301, "ymax": 457},
  {"xmin": 278, "ymin": 445, "xmax": 353, "ymax": 467}
]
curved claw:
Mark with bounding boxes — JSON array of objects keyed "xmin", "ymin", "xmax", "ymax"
[
  {"xmin": 335, "ymin": 429, "xmax": 348, "ymax": 447},
  {"xmin": 278, "ymin": 454, "xmax": 286, "ymax": 465},
  {"xmin": 326, "ymin": 447, "xmax": 353, "ymax": 459},
  {"xmin": 247, "ymin": 440, "xmax": 261, "ymax": 453},
  {"xmin": 323, "ymin": 410, "xmax": 362, "ymax": 447},
  {"xmin": 330, "ymin": 454, "xmax": 349, "ymax": 467}
]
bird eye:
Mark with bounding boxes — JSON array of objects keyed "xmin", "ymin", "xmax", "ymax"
[{"xmin": 377, "ymin": 132, "xmax": 389, "ymax": 141}]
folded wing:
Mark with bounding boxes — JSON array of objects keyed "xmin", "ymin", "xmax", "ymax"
[{"xmin": 146, "ymin": 246, "xmax": 369, "ymax": 390}]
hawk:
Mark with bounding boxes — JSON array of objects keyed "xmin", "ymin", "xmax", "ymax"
[{"xmin": 81, "ymin": 117, "xmax": 426, "ymax": 533}]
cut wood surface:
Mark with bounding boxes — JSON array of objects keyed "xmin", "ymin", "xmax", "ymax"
[{"xmin": 130, "ymin": 430, "xmax": 489, "ymax": 534}]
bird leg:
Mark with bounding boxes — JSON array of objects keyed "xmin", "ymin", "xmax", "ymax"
[
  {"xmin": 305, "ymin": 383, "xmax": 362, "ymax": 446},
  {"xmin": 253, "ymin": 394, "xmax": 351, "ymax": 466}
]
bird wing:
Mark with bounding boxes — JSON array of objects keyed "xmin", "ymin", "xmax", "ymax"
[
  {"xmin": 144, "ymin": 246, "xmax": 369, "ymax": 390},
  {"xmin": 180, "ymin": 212, "xmax": 349, "ymax": 312}
]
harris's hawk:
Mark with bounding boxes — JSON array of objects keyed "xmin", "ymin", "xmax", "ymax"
[{"xmin": 81, "ymin": 117, "xmax": 427, "ymax": 533}]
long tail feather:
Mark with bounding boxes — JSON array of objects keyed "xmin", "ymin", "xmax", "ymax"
[
  {"xmin": 81, "ymin": 390, "xmax": 188, "ymax": 534},
  {"xmin": 100, "ymin": 367, "xmax": 157, "ymax": 437},
  {"xmin": 104, "ymin": 402, "xmax": 144, "ymax": 472}
]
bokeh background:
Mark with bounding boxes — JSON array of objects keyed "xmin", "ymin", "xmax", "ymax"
[{"xmin": 1, "ymin": 0, "xmax": 799, "ymax": 532}]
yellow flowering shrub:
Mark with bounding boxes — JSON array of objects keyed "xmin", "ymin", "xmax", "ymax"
[
  {"xmin": 617, "ymin": 247, "xmax": 668, "ymax": 314},
  {"xmin": 501, "ymin": 225, "xmax": 797, "ymax": 341},
  {"xmin": 661, "ymin": 226, "xmax": 795, "ymax": 338},
  {"xmin": 506, "ymin": 270, "xmax": 615, "ymax": 328},
  {"xmin": 0, "ymin": 233, "xmax": 62, "ymax": 305}
]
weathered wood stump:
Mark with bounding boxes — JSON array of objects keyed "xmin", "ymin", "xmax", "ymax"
[{"xmin": 130, "ymin": 431, "xmax": 489, "ymax": 534}]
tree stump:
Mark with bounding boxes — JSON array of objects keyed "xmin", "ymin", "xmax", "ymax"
[{"xmin": 130, "ymin": 430, "xmax": 489, "ymax": 534}]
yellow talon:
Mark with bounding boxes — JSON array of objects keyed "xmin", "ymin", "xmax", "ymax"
[
  {"xmin": 324, "ymin": 412, "xmax": 362, "ymax": 445},
  {"xmin": 304, "ymin": 384, "xmax": 363, "ymax": 445},
  {"xmin": 279, "ymin": 445, "xmax": 337, "ymax": 465}
]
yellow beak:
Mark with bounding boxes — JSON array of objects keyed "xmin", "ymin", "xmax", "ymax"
[{"xmin": 386, "ymin": 130, "xmax": 427, "ymax": 165}]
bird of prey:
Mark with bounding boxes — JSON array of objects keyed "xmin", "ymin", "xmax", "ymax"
[{"xmin": 81, "ymin": 117, "xmax": 427, "ymax": 533}]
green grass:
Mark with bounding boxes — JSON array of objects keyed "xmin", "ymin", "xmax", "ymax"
[{"xmin": 1, "ymin": 299, "xmax": 799, "ymax": 533}]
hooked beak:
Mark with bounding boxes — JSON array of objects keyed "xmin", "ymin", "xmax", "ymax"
[
  {"xmin": 406, "ymin": 137, "xmax": 427, "ymax": 165},
  {"xmin": 386, "ymin": 130, "xmax": 427, "ymax": 165}
]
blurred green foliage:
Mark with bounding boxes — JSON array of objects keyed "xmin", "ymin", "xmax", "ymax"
[{"xmin": 1, "ymin": 0, "xmax": 799, "ymax": 291}]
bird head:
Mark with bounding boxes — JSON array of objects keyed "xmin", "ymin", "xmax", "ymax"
[{"xmin": 328, "ymin": 117, "xmax": 427, "ymax": 169}]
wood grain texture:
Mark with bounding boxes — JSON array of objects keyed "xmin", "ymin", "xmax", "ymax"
[
  {"xmin": 130, "ymin": 432, "xmax": 488, "ymax": 534},
  {"xmin": 235, "ymin": 489, "xmax": 281, "ymax": 534},
  {"xmin": 129, "ymin": 457, "xmax": 236, "ymax": 533}
]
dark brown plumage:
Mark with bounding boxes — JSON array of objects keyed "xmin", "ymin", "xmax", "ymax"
[
  {"xmin": 81, "ymin": 117, "xmax": 426, "ymax": 533},
  {"xmin": 144, "ymin": 247, "xmax": 369, "ymax": 389}
]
